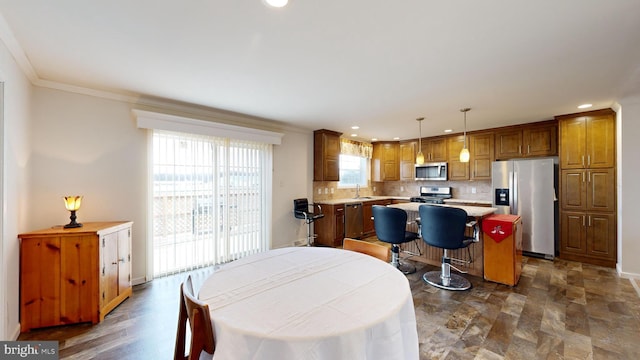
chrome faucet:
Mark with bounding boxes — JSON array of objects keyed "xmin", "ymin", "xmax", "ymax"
[{"xmin": 355, "ymin": 184, "xmax": 360, "ymax": 198}]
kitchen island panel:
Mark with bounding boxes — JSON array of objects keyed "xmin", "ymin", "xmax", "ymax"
[{"xmin": 390, "ymin": 203, "xmax": 496, "ymax": 278}]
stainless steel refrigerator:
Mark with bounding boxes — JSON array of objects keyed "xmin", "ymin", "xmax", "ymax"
[{"xmin": 491, "ymin": 158, "xmax": 557, "ymax": 259}]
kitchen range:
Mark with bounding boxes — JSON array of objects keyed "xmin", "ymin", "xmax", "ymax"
[{"xmin": 409, "ymin": 186, "xmax": 452, "ymax": 204}]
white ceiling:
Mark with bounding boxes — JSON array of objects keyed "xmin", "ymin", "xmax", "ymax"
[{"xmin": 1, "ymin": 0, "xmax": 640, "ymax": 141}]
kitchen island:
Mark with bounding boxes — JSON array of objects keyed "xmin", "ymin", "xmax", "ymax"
[{"xmin": 389, "ymin": 202, "xmax": 497, "ymax": 277}]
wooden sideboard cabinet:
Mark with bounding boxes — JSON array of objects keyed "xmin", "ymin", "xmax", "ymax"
[{"xmin": 19, "ymin": 221, "xmax": 133, "ymax": 332}]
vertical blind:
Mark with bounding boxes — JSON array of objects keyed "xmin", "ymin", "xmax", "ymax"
[{"xmin": 152, "ymin": 130, "xmax": 271, "ymax": 277}]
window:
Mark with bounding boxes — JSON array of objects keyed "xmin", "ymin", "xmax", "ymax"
[
  {"xmin": 151, "ymin": 130, "xmax": 271, "ymax": 277},
  {"xmin": 338, "ymin": 154, "xmax": 368, "ymax": 188}
]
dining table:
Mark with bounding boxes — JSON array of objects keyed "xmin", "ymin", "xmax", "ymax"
[{"xmin": 198, "ymin": 246, "xmax": 419, "ymax": 360}]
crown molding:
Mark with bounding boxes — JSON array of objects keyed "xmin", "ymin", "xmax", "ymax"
[{"xmin": 0, "ymin": 11, "xmax": 38, "ymax": 82}]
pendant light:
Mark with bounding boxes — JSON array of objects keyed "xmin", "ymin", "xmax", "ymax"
[
  {"xmin": 416, "ymin": 117, "xmax": 425, "ymax": 165},
  {"xmin": 459, "ymin": 108, "xmax": 471, "ymax": 163}
]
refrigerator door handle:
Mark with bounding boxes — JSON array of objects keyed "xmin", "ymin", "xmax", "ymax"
[{"xmin": 512, "ymin": 171, "xmax": 518, "ymax": 215}]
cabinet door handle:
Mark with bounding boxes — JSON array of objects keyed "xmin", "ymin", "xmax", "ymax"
[
  {"xmin": 588, "ymin": 215, "xmax": 592, "ymax": 227},
  {"xmin": 519, "ymin": 145, "xmax": 522, "ymax": 154},
  {"xmin": 527, "ymin": 145, "xmax": 530, "ymax": 154},
  {"xmin": 582, "ymin": 172, "xmax": 585, "ymax": 183},
  {"xmin": 582, "ymin": 155, "xmax": 585, "ymax": 166},
  {"xmin": 588, "ymin": 171, "xmax": 591, "ymax": 183},
  {"xmin": 588, "ymin": 155, "xmax": 591, "ymax": 166},
  {"xmin": 582, "ymin": 215, "xmax": 586, "ymax": 227}
]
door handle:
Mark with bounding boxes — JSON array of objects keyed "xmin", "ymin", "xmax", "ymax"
[
  {"xmin": 588, "ymin": 216, "xmax": 591, "ymax": 227},
  {"xmin": 588, "ymin": 155, "xmax": 591, "ymax": 166},
  {"xmin": 582, "ymin": 155, "xmax": 585, "ymax": 166}
]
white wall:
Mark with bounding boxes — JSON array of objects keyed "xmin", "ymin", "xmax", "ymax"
[
  {"xmin": 29, "ymin": 88, "xmax": 312, "ymax": 286},
  {"xmin": 272, "ymin": 130, "xmax": 315, "ymax": 248},
  {"xmin": 0, "ymin": 38, "xmax": 32, "ymax": 340},
  {"xmin": 618, "ymin": 95, "xmax": 640, "ymax": 277},
  {"xmin": 29, "ymin": 87, "xmax": 148, "ymax": 282}
]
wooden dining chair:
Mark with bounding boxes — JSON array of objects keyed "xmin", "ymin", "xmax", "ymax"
[
  {"xmin": 174, "ymin": 275, "xmax": 216, "ymax": 360},
  {"xmin": 342, "ymin": 238, "xmax": 390, "ymax": 262}
]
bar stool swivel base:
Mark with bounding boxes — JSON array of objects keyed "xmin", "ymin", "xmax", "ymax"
[{"xmin": 422, "ymin": 252, "xmax": 471, "ymax": 291}]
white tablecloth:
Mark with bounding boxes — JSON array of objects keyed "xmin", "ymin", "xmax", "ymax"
[{"xmin": 199, "ymin": 247, "xmax": 419, "ymax": 360}]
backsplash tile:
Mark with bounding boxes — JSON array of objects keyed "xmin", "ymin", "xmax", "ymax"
[{"xmin": 313, "ymin": 180, "xmax": 492, "ymax": 201}]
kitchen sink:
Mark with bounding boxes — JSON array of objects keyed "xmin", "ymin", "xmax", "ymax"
[{"xmin": 353, "ymin": 196, "xmax": 372, "ymax": 199}]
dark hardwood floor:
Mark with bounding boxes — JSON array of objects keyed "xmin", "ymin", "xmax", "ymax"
[{"xmin": 18, "ymin": 255, "xmax": 640, "ymax": 359}]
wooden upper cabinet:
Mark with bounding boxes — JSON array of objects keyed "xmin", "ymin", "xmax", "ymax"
[
  {"xmin": 469, "ymin": 132, "xmax": 494, "ymax": 180},
  {"xmin": 399, "ymin": 141, "xmax": 416, "ymax": 181},
  {"xmin": 313, "ymin": 129, "xmax": 342, "ymax": 181},
  {"xmin": 523, "ymin": 124, "xmax": 557, "ymax": 157},
  {"xmin": 495, "ymin": 121, "xmax": 557, "ymax": 160},
  {"xmin": 420, "ymin": 137, "xmax": 448, "ymax": 162},
  {"xmin": 447, "ymin": 135, "xmax": 469, "ymax": 181},
  {"xmin": 372, "ymin": 142, "xmax": 399, "ymax": 181},
  {"xmin": 494, "ymin": 129, "xmax": 523, "ymax": 160},
  {"xmin": 558, "ymin": 108, "xmax": 615, "ymax": 169}
]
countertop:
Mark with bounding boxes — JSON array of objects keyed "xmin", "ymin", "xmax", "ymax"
[
  {"xmin": 388, "ymin": 202, "xmax": 497, "ymax": 218},
  {"xmin": 314, "ymin": 196, "xmax": 411, "ymax": 205},
  {"xmin": 314, "ymin": 196, "xmax": 492, "ymax": 207},
  {"xmin": 443, "ymin": 198, "xmax": 493, "ymax": 206}
]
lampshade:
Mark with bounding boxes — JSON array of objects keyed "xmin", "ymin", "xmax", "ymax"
[
  {"xmin": 459, "ymin": 108, "xmax": 471, "ymax": 163},
  {"xmin": 63, "ymin": 196, "xmax": 83, "ymax": 228},
  {"xmin": 416, "ymin": 152, "xmax": 425, "ymax": 165},
  {"xmin": 64, "ymin": 196, "xmax": 83, "ymax": 211},
  {"xmin": 416, "ymin": 117, "xmax": 425, "ymax": 165},
  {"xmin": 459, "ymin": 148, "xmax": 470, "ymax": 162}
]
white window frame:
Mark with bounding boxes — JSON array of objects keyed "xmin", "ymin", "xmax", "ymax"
[{"xmin": 134, "ymin": 110, "xmax": 284, "ymax": 280}]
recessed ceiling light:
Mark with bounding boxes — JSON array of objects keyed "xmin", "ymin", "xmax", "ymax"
[
  {"xmin": 371, "ymin": 138, "xmax": 378, "ymax": 141},
  {"xmin": 393, "ymin": 137, "xmax": 400, "ymax": 140},
  {"xmin": 444, "ymin": 129, "xmax": 453, "ymax": 133},
  {"xmin": 351, "ymin": 126, "xmax": 360, "ymax": 130},
  {"xmin": 263, "ymin": 0, "xmax": 288, "ymax": 8},
  {"xmin": 578, "ymin": 103, "xmax": 592, "ymax": 109},
  {"xmin": 351, "ymin": 134, "xmax": 358, "ymax": 137}
]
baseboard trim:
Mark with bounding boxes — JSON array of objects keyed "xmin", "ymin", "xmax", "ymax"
[
  {"xmin": 631, "ymin": 278, "xmax": 640, "ymax": 299},
  {"xmin": 132, "ymin": 276, "xmax": 147, "ymax": 286},
  {"xmin": 10, "ymin": 322, "xmax": 20, "ymax": 340},
  {"xmin": 616, "ymin": 264, "xmax": 640, "ymax": 279}
]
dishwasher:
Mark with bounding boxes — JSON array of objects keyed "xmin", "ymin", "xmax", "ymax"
[{"xmin": 345, "ymin": 203, "xmax": 364, "ymax": 239}]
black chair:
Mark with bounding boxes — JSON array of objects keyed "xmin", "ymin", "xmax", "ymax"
[
  {"xmin": 419, "ymin": 205, "xmax": 475, "ymax": 291},
  {"xmin": 293, "ymin": 198, "xmax": 324, "ymax": 246},
  {"xmin": 372, "ymin": 205, "xmax": 419, "ymax": 274}
]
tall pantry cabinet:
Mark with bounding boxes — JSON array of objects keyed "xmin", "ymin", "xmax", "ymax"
[
  {"xmin": 19, "ymin": 221, "xmax": 133, "ymax": 332},
  {"xmin": 557, "ymin": 109, "xmax": 616, "ymax": 267}
]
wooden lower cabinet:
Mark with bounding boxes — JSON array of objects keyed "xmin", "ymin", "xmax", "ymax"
[
  {"xmin": 363, "ymin": 199, "xmax": 393, "ymax": 237},
  {"xmin": 19, "ymin": 221, "xmax": 133, "ymax": 332},
  {"xmin": 560, "ymin": 211, "xmax": 616, "ymax": 267},
  {"xmin": 315, "ymin": 204, "xmax": 344, "ymax": 247}
]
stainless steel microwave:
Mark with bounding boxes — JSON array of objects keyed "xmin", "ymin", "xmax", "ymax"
[{"xmin": 415, "ymin": 162, "xmax": 448, "ymax": 181}]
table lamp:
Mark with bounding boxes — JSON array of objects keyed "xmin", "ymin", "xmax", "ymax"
[{"xmin": 63, "ymin": 195, "xmax": 83, "ymax": 228}]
